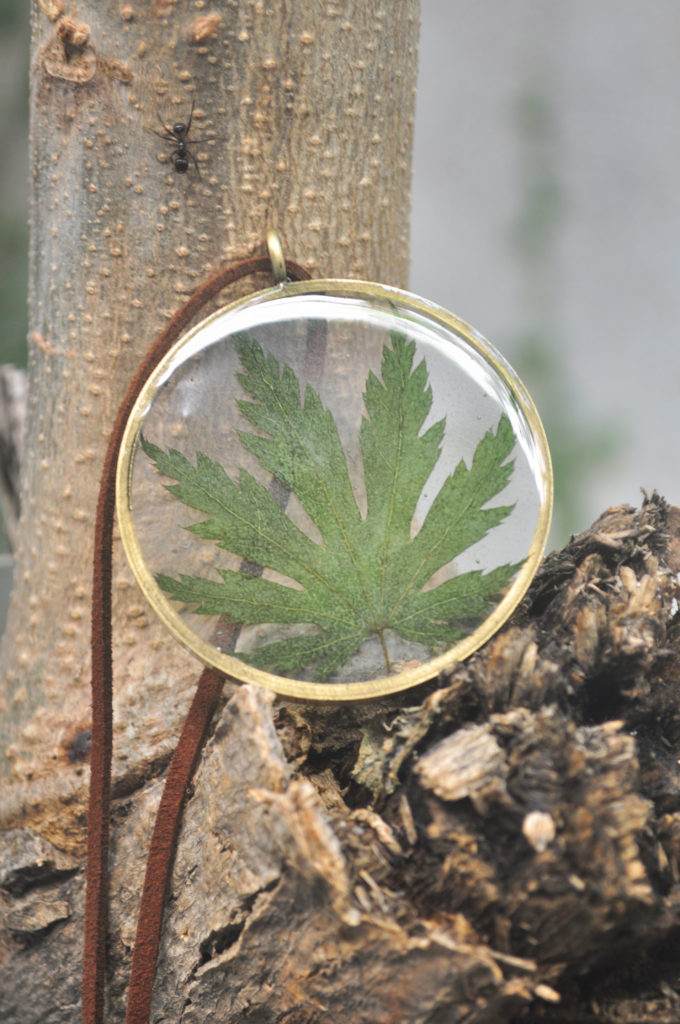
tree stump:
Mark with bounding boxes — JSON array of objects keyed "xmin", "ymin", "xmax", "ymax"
[{"xmin": 2, "ymin": 493, "xmax": 679, "ymax": 1022}]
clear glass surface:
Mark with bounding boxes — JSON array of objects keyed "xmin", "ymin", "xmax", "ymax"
[{"xmin": 118, "ymin": 282, "xmax": 552, "ymax": 698}]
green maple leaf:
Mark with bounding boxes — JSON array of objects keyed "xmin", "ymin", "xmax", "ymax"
[{"xmin": 141, "ymin": 332, "xmax": 521, "ymax": 681}]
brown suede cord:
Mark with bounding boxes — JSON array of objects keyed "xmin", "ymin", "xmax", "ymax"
[
  {"xmin": 83, "ymin": 255, "xmax": 311, "ymax": 1024},
  {"xmin": 124, "ymin": 665, "xmax": 225, "ymax": 1024}
]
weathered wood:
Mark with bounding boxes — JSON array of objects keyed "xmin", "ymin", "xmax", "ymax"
[{"xmin": 2, "ymin": 495, "xmax": 679, "ymax": 1022}]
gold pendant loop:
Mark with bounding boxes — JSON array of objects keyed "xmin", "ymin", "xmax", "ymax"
[{"xmin": 266, "ymin": 228, "xmax": 287, "ymax": 283}]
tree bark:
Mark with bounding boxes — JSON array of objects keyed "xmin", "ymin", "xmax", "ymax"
[
  {"xmin": 1, "ymin": 0, "xmax": 418, "ymax": 788},
  {"xmin": 0, "ymin": 1, "xmax": 420, "ymax": 1018}
]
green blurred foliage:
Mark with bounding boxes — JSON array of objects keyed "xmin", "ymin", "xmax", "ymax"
[
  {"xmin": 510, "ymin": 87, "xmax": 622, "ymax": 547},
  {"xmin": 0, "ymin": 0, "xmax": 27, "ymax": 555},
  {"xmin": 514, "ymin": 333, "xmax": 622, "ymax": 546},
  {"xmin": 0, "ymin": 0, "xmax": 28, "ymax": 370},
  {"xmin": 0, "ymin": 216, "xmax": 29, "ymax": 368},
  {"xmin": 0, "ymin": 0, "xmax": 23, "ymax": 29}
]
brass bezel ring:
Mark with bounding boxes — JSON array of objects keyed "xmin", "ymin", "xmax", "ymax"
[{"xmin": 116, "ymin": 279, "xmax": 553, "ymax": 702}]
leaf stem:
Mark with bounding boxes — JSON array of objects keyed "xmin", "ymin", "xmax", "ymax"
[{"xmin": 377, "ymin": 628, "xmax": 392, "ymax": 673}]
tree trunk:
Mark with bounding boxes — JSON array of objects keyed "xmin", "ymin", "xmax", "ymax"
[
  {"xmin": 0, "ymin": 0, "xmax": 419, "ymax": 1018},
  {"xmin": 1, "ymin": 0, "xmax": 418, "ymax": 790}
]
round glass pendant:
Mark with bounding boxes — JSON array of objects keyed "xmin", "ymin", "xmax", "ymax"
[{"xmin": 117, "ymin": 280, "xmax": 552, "ymax": 700}]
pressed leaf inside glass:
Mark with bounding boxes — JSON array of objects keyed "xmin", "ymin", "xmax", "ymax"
[{"xmin": 118, "ymin": 283, "xmax": 552, "ymax": 699}]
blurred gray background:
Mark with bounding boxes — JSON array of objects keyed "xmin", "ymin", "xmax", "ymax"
[
  {"xmin": 411, "ymin": 2, "xmax": 680, "ymax": 542},
  {"xmin": 2, "ymin": 1, "xmax": 680, "ymax": 632}
]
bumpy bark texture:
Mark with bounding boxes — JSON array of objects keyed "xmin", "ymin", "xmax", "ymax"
[
  {"xmin": 0, "ymin": 0, "xmax": 419, "ymax": 784},
  {"xmin": 2, "ymin": 494, "xmax": 680, "ymax": 1022}
]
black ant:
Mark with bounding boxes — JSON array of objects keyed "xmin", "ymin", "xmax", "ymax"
[{"xmin": 152, "ymin": 99, "xmax": 216, "ymax": 176}]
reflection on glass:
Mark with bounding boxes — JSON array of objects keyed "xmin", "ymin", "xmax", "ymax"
[{"xmin": 120, "ymin": 284, "xmax": 551, "ymax": 696}]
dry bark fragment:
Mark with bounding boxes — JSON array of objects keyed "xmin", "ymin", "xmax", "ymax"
[{"xmin": 1, "ymin": 496, "xmax": 680, "ymax": 1023}]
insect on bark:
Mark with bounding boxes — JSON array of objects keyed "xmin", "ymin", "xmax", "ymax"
[{"xmin": 152, "ymin": 98, "xmax": 216, "ymax": 176}]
